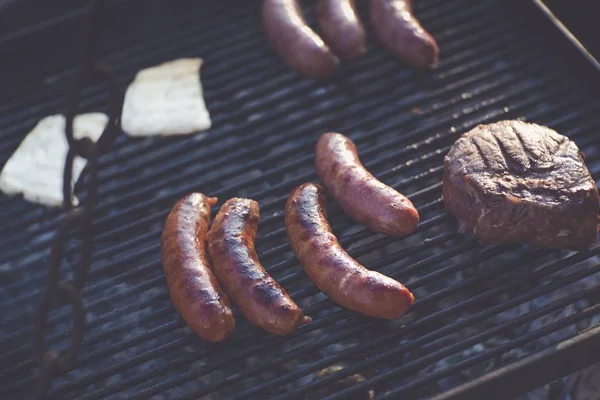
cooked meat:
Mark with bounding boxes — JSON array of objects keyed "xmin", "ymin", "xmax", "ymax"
[{"xmin": 443, "ymin": 120, "xmax": 599, "ymax": 250}]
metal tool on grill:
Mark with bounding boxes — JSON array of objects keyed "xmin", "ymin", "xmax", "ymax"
[{"xmin": 32, "ymin": 1, "xmax": 123, "ymax": 397}]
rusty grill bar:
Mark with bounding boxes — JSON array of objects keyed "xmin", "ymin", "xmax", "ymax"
[{"xmin": 1, "ymin": 0, "xmax": 600, "ymax": 399}]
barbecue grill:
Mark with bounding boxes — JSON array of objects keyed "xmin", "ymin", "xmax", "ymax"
[{"xmin": 2, "ymin": 0, "xmax": 600, "ymax": 399}]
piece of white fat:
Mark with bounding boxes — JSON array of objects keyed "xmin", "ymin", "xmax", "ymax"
[
  {"xmin": 0, "ymin": 113, "xmax": 108, "ymax": 207},
  {"xmin": 121, "ymin": 58, "xmax": 211, "ymax": 137}
]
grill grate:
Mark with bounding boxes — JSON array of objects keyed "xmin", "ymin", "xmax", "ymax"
[{"xmin": 1, "ymin": 0, "xmax": 600, "ymax": 399}]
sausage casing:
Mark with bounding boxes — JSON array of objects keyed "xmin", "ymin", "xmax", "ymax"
[
  {"xmin": 316, "ymin": 132, "xmax": 419, "ymax": 236},
  {"xmin": 161, "ymin": 193, "xmax": 236, "ymax": 342},
  {"xmin": 316, "ymin": 0, "xmax": 366, "ymax": 61},
  {"xmin": 285, "ymin": 183, "xmax": 415, "ymax": 319},
  {"xmin": 208, "ymin": 198, "xmax": 309, "ymax": 336},
  {"xmin": 370, "ymin": 0, "xmax": 439, "ymax": 69},
  {"xmin": 262, "ymin": 0, "xmax": 338, "ymax": 77}
]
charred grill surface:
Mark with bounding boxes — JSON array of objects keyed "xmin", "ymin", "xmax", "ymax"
[{"xmin": 1, "ymin": 0, "xmax": 600, "ymax": 399}]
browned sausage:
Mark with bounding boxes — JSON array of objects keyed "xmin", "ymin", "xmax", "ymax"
[
  {"xmin": 285, "ymin": 183, "xmax": 415, "ymax": 319},
  {"xmin": 316, "ymin": 0, "xmax": 366, "ymax": 61},
  {"xmin": 315, "ymin": 132, "xmax": 419, "ymax": 236},
  {"xmin": 369, "ymin": 0, "xmax": 439, "ymax": 69},
  {"xmin": 262, "ymin": 0, "xmax": 338, "ymax": 77},
  {"xmin": 208, "ymin": 198, "xmax": 310, "ymax": 336},
  {"xmin": 161, "ymin": 193, "xmax": 236, "ymax": 342}
]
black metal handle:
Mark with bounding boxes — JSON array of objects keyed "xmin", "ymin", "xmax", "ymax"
[{"xmin": 33, "ymin": 1, "xmax": 124, "ymax": 398}]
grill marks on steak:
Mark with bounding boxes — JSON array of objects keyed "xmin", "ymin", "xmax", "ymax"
[
  {"xmin": 443, "ymin": 120, "xmax": 599, "ymax": 250},
  {"xmin": 464, "ymin": 123, "xmax": 580, "ymax": 200}
]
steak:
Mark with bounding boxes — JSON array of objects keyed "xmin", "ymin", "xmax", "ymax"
[{"xmin": 443, "ymin": 120, "xmax": 599, "ymax": 250}]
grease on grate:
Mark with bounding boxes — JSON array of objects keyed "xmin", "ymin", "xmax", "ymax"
[{"xmin": 306, "ymin": 364, "xmax": 375, "ymax": 400}]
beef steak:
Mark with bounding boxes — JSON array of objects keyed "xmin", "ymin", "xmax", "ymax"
[{"xmin": 443, "ymin": 120, "xmax": 598, "ymax": 250}]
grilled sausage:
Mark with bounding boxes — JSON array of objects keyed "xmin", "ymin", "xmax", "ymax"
[
  {"xmin": 262, "ymin": 0, "xmax": 338, "ymax": 77},
  {"xmin": 315, "ymin": 132, "xmax": 419, "ymax": 236},
  {"xmin": 369, "ymin": 0, "xmax": 439, "ymax": 69},
  {"xmin": 316, "ymin": 0, "xmax": 366, "ymax": 61},
  {"xmin": 161, "ymin": 193, "xmax": 235, "ymax": 342},
  {"xmin": 285, "ymin": 183, "xmax": 415, "ymax": 319},
  {"xmin": 208, "ymin": 198, "xmax": 310, "ymax": 336}
]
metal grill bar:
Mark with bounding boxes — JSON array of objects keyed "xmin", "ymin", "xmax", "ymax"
[
  {"xmin": 0, "ymin": 3, "xmax": 520, "ymax": 255},
  {"xmin": 377, "ymin": 304, "xmax": 600, "ymax": 400},
  {"xmin": 0, "ymin": 0, "xmax": 462, "ymax": 167},
  {"xmin": 0, "ymin": 0, "xmax": 245, "ymax": 114},
  {"xmin": 42, "ymin": 225, "xmax": 600, "ymax": 398},
  {"xmin": 1, "ymin": 86, "xmax": 597, "ymax": 376},
  {"xmin": 0, "ymin": 53, "xmax": 556, "ymax": 314},
  {"xmin": 260, "ymin": 253, "xmax": 600, "ymax": 398},
  {"xmin": 2, "ymin": 77, "xmax": 593, "ymax": 327},
  {"xmin": 0, "ymin": 47, "xmax": 570, "ymax": 297},
  {"xmin": 2, "ymin": 0, "xmax": 600, "ymax": 398},
  {"xmin": 2, "ymin": 213, "xmax": 459, "ymax": 393},
  {"xmin": 0, "ymin": 0, "xmax": 126, "ymax": 49},
  {"xmin": 2, "ymin": 145, "xmax": 596, "ymax": 396},
  {"xmin": 177, "ymin": 250, "xmax": 600, "ymax": 400},
  {"xmin": 430, "ymin": 324, "xmax": 600, "ymax": 400},
  {"xmin": 56, "ymin": 245, "xmax": 551, "ymax": 399}
]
